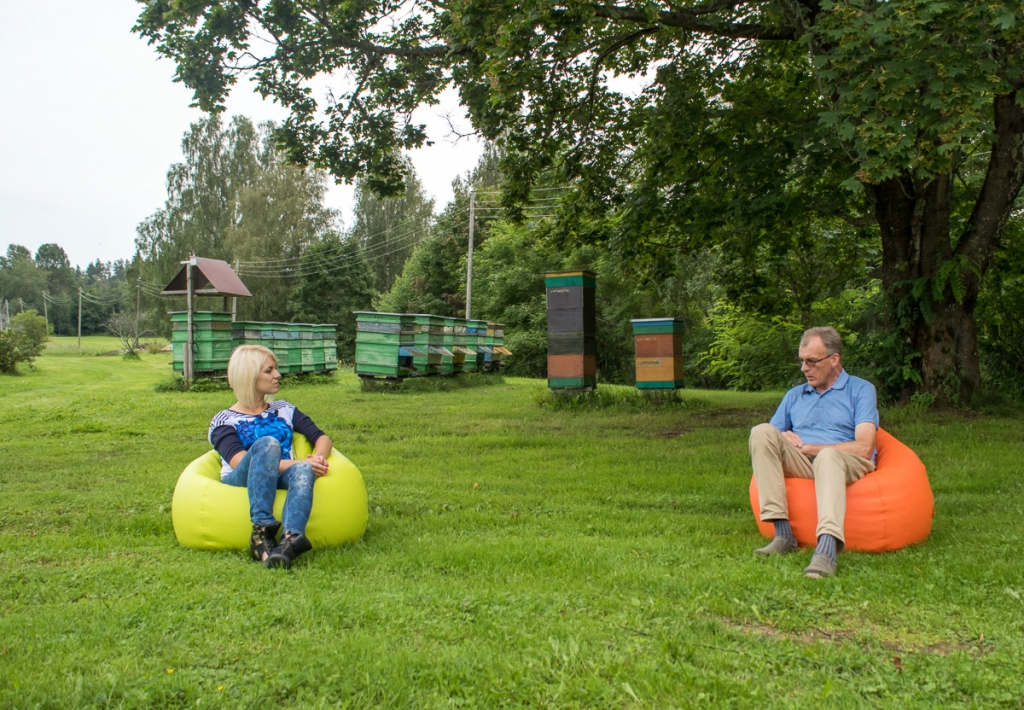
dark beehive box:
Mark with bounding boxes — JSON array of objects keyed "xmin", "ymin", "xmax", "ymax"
[
  {"xmin": 545, "ymin": 271, "xmax": 597, "ymax": 391},
  {"xmin": 547, "ymin": 307, "xmax": 597, "ymax": 333},
  {"xmin": 545, "ymin": 285, "xmax": 596, "ymax": 312},
  {"xmin": 548, "ymin": 331, "xmax": 596, "ymax": 355}
]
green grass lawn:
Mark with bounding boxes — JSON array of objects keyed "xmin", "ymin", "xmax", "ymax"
[
  {"xmin": 44, "ymin": 335, "xmax": 169, "ymax": 357},
  {"xmin": 1, "ymin": 351, "xmax": 1022, "ymax": 708}
]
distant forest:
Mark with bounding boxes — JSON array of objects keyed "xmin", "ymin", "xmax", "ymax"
[{"xmin": 4, "ymin": 115, "xmax": 1023, "ymax": 401}]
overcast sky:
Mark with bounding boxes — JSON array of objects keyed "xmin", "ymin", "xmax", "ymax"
[{"xmin": 0, "ymin": 0, "xmax": 484, "ymax": 269}]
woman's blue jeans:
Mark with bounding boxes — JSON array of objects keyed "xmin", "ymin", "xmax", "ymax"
[{"xmin": 222, "ymin": 436, "xmax": 316, "ymax": 535}]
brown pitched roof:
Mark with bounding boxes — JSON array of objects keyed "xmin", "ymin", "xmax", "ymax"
[{"xmin": 161, "ymin": 257, "xmax": 252, "ymax": 298}]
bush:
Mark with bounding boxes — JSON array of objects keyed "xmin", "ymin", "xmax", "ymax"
[{"xmin": 0, "ymin": 311, "xmax": 50, "ymax": 374}]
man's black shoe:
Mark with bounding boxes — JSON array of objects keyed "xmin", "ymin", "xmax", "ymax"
[
  {"xmin": 250, "ymin": 522, "xmax": 281, "ymax": 563},
  {"xmin": 265, "ymin": 533, "xmax": 312, "ymax": 569}
]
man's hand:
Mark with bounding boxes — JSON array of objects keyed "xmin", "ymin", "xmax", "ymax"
[
  {"xmin": 781, "ymin": 423, "xmax": 876, "ymax": 461},
  {"xmin": 782, "ymin": 430, "xmax": 804, "ymax": 449}
]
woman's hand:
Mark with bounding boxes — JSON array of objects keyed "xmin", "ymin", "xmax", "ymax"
[
  {"xmin": 279, "ymin": 456, "xmax": 328, "ymax": 476},
  {"xmin": 305, "ymin": 454, "xmax": 329, "ymax": 477}
]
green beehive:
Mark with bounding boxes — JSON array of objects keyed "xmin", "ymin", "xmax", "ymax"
[
  {"xmin": 355, "ymin": 312, "xmax": 415, "ymax": 378},
  {"xmin": 465, "ymin": 319, "xmax": 488, "ymax": 372},
  {"xmin": 411, "ymin": 314, "xmax": 445, "ymax": 375},
  {"xmin": 441, "ymin": 317, "xmax": 457, "ymax": 374},
  {"xmin": 170, "ymin": 311, "xmax": 233, "ymax": 374},
  {"xmin": 315, "ymin": 324, "xmax": 337, "ymax": 370},
  {"xmin": 452, "ymin": 318, "xmax": 471, "ymax": 372}
]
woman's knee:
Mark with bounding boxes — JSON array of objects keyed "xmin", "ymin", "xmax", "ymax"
[
  {"xmin": 290, "ymin": 462, "xmax": 316, "ymax": 488},
  {"xmin": 252, "ymin": 436, "xmax": 281, "ymax": 456}
]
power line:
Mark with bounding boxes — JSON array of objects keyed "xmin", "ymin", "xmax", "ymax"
[
  {"xmin": 236, "ymin": 215, "xmax": 433, "ymax": 268},
  {"xmin": 242, "ymin": 221, "xmax": 470, "ymax": 279},
  {"xmin": 239, "ymin": 224, "xmax": 433, "ymax": 275}
]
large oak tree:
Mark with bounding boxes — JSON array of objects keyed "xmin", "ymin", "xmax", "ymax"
[{"xmin": 136, "ymin": 0, "xmax": 1024, "ymax": 401}]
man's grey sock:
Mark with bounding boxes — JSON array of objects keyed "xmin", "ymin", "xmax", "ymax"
[
  {"xmin": 815, "ymin": 534, "xmax": 839, "ymax": 563},
  {"xmin": 773, "ymin": 519, "xmax": 793, "ymax": 541}
]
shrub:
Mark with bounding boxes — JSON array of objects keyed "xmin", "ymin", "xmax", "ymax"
[{"xmin": 0, "ymin": 311, "xmax": 50, "ymax": 374}]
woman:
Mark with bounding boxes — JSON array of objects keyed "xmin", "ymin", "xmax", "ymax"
[{"xmin": 208, "ymin": 344, "xmax": 333, "ymax": 569}]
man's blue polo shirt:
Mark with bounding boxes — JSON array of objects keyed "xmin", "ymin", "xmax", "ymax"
[{"xmin": 769, "ymin": 369, "xmax": 879, "ymax": 445}]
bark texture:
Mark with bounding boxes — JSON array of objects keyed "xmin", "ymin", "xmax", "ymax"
[{"xmin": 871, "ymin": 92, "xmax": 1024, "ymax": 404}]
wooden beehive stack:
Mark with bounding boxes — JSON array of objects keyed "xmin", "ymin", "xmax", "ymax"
[
  {"xmin": 630, "ymin": 318, "xmax": 684, "ymax": 389},
  {"xmin": 545, "ymin": 270, "xmax": 597, "ymax": 391}
]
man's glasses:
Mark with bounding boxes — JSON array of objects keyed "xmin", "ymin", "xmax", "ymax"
[{"xmin": 798, "ymin": 354, "xmax": 836, "ymax": 366}]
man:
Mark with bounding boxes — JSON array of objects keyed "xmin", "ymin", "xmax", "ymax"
[{"xmin": 749, "ymin": 326, "xmax": 878, "ymax": 579}]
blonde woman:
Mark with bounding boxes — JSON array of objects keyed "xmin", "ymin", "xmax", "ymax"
[{"xmin": 208, "ymin": 345, "xmax": 333, "ymax": 568}]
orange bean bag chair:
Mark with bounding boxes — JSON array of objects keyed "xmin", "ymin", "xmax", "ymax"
[{"xmin": 749, "ymin": 429, "xmax": 934, "ymax": 552}]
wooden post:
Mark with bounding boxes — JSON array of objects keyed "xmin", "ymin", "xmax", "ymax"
[
  {"xmin": 77, "ymin": 288, "xmax": 82, "ymax": 348},
  {"xmin": 135, "ymin": 278, "xmax": 141, "ymax": 348},
  {"xmin": 466, "ymin": 190, "xmax": 475, "ymax": 319},
  {"xmin": 231, "ymin": 260, "xmax": 239, "ymax": 322},
  {"xmin": 185, "ymin": 257, "xmax": 195, "ymax": 387}
]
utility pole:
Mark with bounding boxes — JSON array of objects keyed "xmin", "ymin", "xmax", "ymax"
[
  {"xmin": 77, "ymin": 288, "xmax": 83, "ymax": 348},
  {"xmin": 42, "ymin": 291, "xmax": 48, "ymax": 329},
  {"xmin": 466, "ymin": 190, "xmax": 475, "ymax": 320},
  {"xmin": 231, "ymin": 260, "xmax": 239, "ymax": 322},
  {"xmin": 136, "ymin": 278, "xmax": 142, "ymax": 350},
  {"xmin": 184, "ymin": 256, "xmax": 195, "ymax": 387}
]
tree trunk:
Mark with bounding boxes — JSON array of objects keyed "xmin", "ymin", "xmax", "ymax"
[{"xmin": 869, "ymin": 92, "xmax": 1024, "ymax": 405}]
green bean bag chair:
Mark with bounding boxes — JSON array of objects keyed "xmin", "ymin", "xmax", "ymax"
[{"xmin": 172, "ymin": 433, "xmax": 368, "ymax": 550}]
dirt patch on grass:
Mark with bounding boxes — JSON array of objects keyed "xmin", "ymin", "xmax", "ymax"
[{"xmin": 717, "ymin": 615, "xmax": 992, "ymax": 658}]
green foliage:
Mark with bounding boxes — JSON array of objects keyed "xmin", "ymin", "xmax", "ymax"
[
  {"xmin": 702, "ymin": 306, "xmax": 805, "ymax": 392},
  {"xmin": 134, "ymin": 0, "xmax": 1024, "ymax": 401},
  {"xmin": 0, "ymin": 311, "xmax": 50, "ymax": 374},
  {"xmin": 350, "ymin": 157, "xmax": 435, "ymax": 293},
  {"xmin": 135, "ymin": 116, "xmax": 338, "ymax": 331},
  {"xmin": 376, "ymin": 147, "xmax": 504, "ymax": 317},
  {"xmin": 977, "ymin": 221, "xmax": 1024, "ymax": 399},
  {"xmin": 290, "ymin": 234, "xmax": 377, "ymax": 362}
]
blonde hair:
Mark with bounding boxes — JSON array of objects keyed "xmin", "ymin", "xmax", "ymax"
[{"xmin": 228, "ymin": 345, "xmax": 277, "ymax": 408}]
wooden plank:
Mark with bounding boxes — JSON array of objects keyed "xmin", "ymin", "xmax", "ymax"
[
  {"xmin": 547, "ymin": 377, "xmax": 597, "ymax": 388},
  {"xmin": 631, "ymin": 324, "xmax": 682, "ymax": 335},
  {"xmin": 547, "ymin": 354, "xmax": 597, "ymax": 379},
  {"xmin": 548, "ymin": 332, "xmax": 596, "ymax": 355},
  {"xmin": 635, "ymin": 356, "xmax": 684, "ymax": 381},
  {"xmin": 634, "ymin": 333, "xmax": 682, "ymax": 358},
  {"xmin": 635, "ymin": 380, "xmax": 685, "ymax": 389},
  {"xmin": 544, "ymin": 274, "xmax": 597, "ymax": 289},
  {"xmin": 545, "ymin": 286, "xmax": 596, "ymax": 311},
  {"xmin": 547, "ymin": 307, "xmax": 597, "ymax": 333}
]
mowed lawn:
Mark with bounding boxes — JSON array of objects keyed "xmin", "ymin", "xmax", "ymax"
[{"xmin": 1, "ymin": 340, "xmax": 1022, "ymax": 708}]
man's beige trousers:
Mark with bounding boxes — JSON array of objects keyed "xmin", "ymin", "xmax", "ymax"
[{"xmin": 749, "ymin": 423, "xmax": 875, "ymax": 543}]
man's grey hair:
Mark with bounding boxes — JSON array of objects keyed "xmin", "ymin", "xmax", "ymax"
[{"xmin": 801, "ymin": 326, "xmax": 842, "ymax": 356}]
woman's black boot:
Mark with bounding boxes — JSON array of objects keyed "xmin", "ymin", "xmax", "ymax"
[
  {"xmin": 265, "ymin": 533, "xmax": 312, "ymax": 569},
  {"xmin": 250, "ymin": 522, "xmax": 281, "ymax": 563}
]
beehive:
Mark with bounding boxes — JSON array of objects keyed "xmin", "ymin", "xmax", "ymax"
[
  {"xmin": 354, "ymin": 312, "xmax": 414, "ymax": 379},
  {"xmin": 630, "ymin": 318, "xmax": 684, "ymax": 389},
  {"xmin": 170, "ymin": 311, "xmax": 233, "ymax": 374},
  {"xmin": 546, "ymin": 271, "xmax": 597, "ymax": 390}
]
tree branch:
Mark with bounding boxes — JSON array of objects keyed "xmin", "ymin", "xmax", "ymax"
[
  {"xmin": 956, "ymin": 92, "xmax": 1024, "ymax": 268},
  {"xmin": 590, "ymin": 4, "xmax": 796, "ymax": 40}
]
